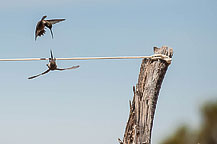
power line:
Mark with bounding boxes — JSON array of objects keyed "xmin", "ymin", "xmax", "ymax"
[{"xmin": 0, "ymin": 54, "xmax": 172, "ymax": 63}]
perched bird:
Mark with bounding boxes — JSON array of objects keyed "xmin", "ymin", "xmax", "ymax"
[
  {"xmin": 28, "ymin": 50, "xmax": 79, "ymax": 79},
  {"xmin": 35, "ymin": 16, "xmax": 65, "ymax": 40}
]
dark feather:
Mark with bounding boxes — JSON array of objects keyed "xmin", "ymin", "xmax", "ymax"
[
  {"xmin": 35, "ymin": 21, "xmax": 46, "ymax": 40},
  {"xmin": 28, "ymin": 69, "xmax": 50, "ymax": 79},
  {"xmin": 56, "ymin": 65, "xmax": 80, "ymax": 71},
  {"xmin": 46, "ymin": 19, "xmax": 65, "ymax": 25}
]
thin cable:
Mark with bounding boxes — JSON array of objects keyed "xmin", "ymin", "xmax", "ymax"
[{"xmin": 0, "ymin": 54, "xmax": 172, "ymax": 63}]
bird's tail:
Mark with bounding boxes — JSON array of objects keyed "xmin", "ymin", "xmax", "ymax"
[
  {"xmin": 49, "ymin": 28, "xmax": 54, "ymax": 39},
  {"xmin": 50, "ymin": 50, "xmax": 54, "ymax": 60},
  {"xmin": 41, "ymin": 15, "xmax": 47, "ymax": 20}
]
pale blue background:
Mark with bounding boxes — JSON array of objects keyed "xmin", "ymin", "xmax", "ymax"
[{"xmin": 0, "ymin": 0, "xmax": 217, "ymax": 144}]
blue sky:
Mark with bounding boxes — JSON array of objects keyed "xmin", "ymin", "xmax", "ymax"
[{"xmin": 0, "ymin": 0, "xmax": 217, "ymax": 144}]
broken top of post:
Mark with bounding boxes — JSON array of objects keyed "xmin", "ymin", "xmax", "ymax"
[
  {"xmin": 152, "ymin": 46, "xmax": 173, "ymax": 64},
  {"xmin": 120, "ymin": 46, "xmax": 173, "ymax": 144},
  {"xmin": 154, "ymin": 46, "xmax": 173, "ymax": 58}
]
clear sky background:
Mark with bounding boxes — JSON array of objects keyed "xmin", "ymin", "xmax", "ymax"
[{"xmin": 0, "ymin": 0, "xmax": 217, "ymax": 144}]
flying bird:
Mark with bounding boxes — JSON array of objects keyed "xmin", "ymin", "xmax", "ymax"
[
  {"xmin": 28, "ymin": 50, "xmax": 79, "ymax": 79},
  {"xmin": 35, "ymin": 16, "xmax": 65, "ymax": 40}
]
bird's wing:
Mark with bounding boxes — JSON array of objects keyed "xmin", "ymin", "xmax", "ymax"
[
  {"xmin": 35, "ymin": 29, "xmax": 46, "ymax": 40},
  {"xmin": 35, "ymin": 22, "xmax": 40, "ymax": 40},
  {"xmin": 46, "ymin": 19, "xmax": 65, "ymax": 25},
  {"xmin": 35, "ymin": 21, "xmax": 46, "ymax": 40},
  {"xmin": 28, "ymin": 69, "xmax": 50, "ymax": 79},
  {"xmin": 56, "ymin": 65, "xmax": 80, "ymax": 71}
]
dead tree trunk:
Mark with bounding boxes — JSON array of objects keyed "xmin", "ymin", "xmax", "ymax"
[{"xmin": 120, "ymin": 46, "xmax": 173, "ymax": 144}]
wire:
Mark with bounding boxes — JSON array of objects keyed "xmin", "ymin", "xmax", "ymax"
[{"xmin": 0, "ymin": 54, "xmax": 172, "ymax": 63}]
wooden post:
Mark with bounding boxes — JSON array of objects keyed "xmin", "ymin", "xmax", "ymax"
[{"xmin": 119, "ymin": 46, "xmax": 173, "ymax": 144}]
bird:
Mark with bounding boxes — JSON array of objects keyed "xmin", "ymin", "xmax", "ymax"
[
  {"xmin": 28, "ymin": 50, "xmax": 79, "ymax": 79},
  {"xmin": 35, "ymin": 15, "xmax": 65, "ymax": 40}
]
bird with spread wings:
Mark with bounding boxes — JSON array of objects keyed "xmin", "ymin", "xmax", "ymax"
[
  {"xmin": 35, "ymin": 15, "xmax": 65, "ymax": 40},
  {"xmin": 28, "ymin": 50, "xmax": 79, "ymax": 79}
]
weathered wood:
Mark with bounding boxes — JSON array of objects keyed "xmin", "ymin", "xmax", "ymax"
[{"xmin": 120, "ymin": 46, "xmax": 173, "ymax": 144}]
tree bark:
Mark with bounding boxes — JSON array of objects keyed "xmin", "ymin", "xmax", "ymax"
[{"xmin": 120, "ymin": 46, "xmax": 173, "ymax": 144}]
